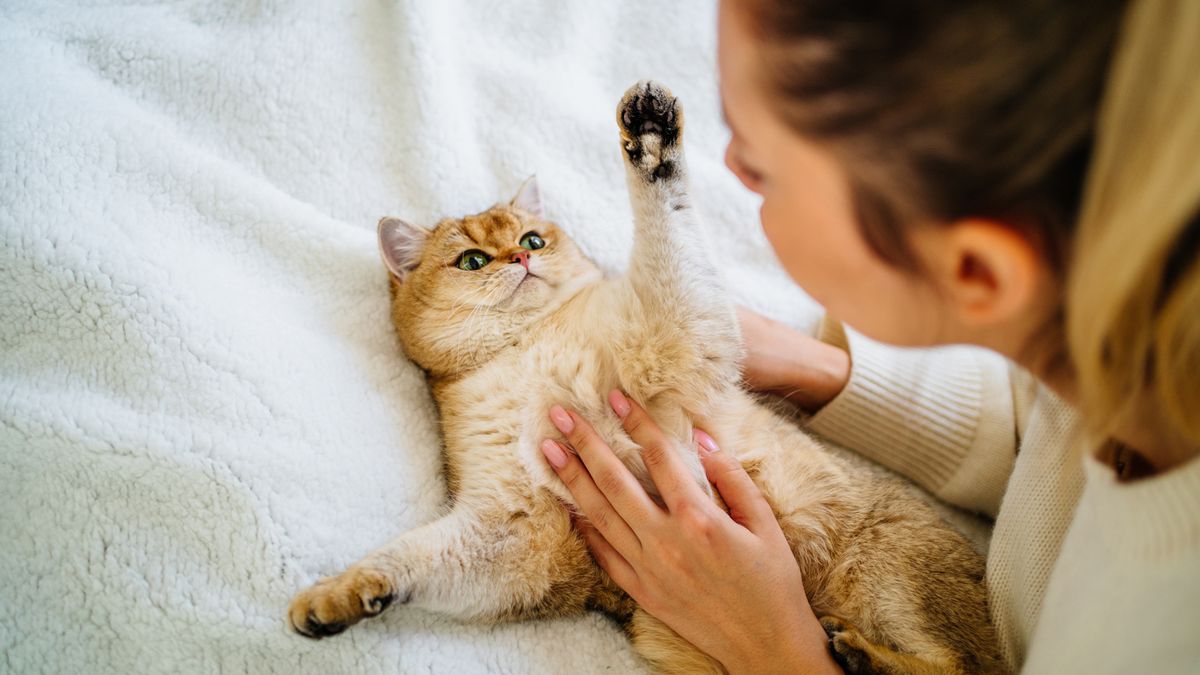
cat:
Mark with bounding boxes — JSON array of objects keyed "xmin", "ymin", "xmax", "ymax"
[{"xmin": 287, "ymin": 81, "xmax": 1005, "ymax": 675}]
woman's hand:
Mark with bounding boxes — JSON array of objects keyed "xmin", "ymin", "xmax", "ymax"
[
  {"xmin": 736, "ymin": 306, "xmax": 850, "ymax": 413},
  {"xmin": 540, "ymin": 390, "xmax": 840, "ymax": 674}
]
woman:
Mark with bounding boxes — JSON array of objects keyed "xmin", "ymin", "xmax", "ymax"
[{"xmin": 541, "ymin": 0, "xmax": 1199, "ymax": 672}]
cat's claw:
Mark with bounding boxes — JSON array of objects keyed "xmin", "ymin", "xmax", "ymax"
[
  {"xmin": 301, "ymin": 612, "xmax": 347, "ymax": 639},
  {"xmin": 617, "ymin": 80, "xmax": 684, "ymax": 182}
]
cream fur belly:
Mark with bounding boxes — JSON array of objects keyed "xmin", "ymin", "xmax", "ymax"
[{"xmin": 438, "ymin": 281, "xmax": 715, "ymax": 510}]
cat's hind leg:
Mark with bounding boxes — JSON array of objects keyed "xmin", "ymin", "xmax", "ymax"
[
  {"xmin": 819, "ymin": 616, "xmax": 967, "ymax": 675},
  {"xmin": 629, "ymin": 608, "xmax": 725, "ymax": 675}
]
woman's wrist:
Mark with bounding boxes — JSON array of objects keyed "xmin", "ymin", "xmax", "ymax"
[
  {"xmin": 773, "ymin": 337, "xmax": 850, "ymax": 413},
  {"xmin": 724, "ymin": 601, "xmax": 842, "ymax": 675},
  {"xmin": 737, "ymin": 307, "xmax": 852, "ymax": 413}
]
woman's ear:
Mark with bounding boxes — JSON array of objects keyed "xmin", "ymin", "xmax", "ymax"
[
  {"xmin": 510, "ymin": 175, "xmax": 543, "ymax": 218},
  {"xmin": 917, "ymin": 220, "xmax": 1043, "ymax": 328},
  {"xmin": 378, "ymin": 217, "xmax": 430, "ymax": 281}
]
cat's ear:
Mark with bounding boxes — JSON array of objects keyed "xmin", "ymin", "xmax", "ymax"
[
  {"xmin": 510, "ymin": 175, "xmax": 543, "ymax": 218},
  {"xmin": 378, "ymin": 216, "xmax": 430, "ymax": 281}
]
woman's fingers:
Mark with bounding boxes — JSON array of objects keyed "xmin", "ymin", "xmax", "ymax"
[
  {"xmin": 548, "ymin": 405, "xmax": 663, "ymax": 523},
  {"xmin": 541, "ymin": 439, "xmax": 644, "ymax": 558},
  {"xmin": 578, "ymin": 520, "xmax": 642, "ymax": 598},
  {"xmin": 608, "ymin": 390, "xmax": 709, "ymax": 512},
  {"xmin": 693, "ymin": 429, "xmax": 777, "ymax": 533}
]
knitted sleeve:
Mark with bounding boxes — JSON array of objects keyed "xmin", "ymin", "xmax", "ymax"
[{"xmin": 804, "ymin": 317, "xmax": 1028, "ymax": 517}]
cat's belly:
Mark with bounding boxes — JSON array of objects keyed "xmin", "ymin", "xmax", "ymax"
[{"xmin": 437, "ymin": 344, "xmax": 712, "ymax": 509}]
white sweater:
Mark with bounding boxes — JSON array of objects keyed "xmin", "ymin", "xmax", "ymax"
[{"xmin": 803, "ymin": 321, "xmax": 1200, "ymax": 673}]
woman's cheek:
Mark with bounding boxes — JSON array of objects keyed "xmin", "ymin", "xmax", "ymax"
[
  {"xmin": 759, "ymin": 199, "xmax": 822, "ymax": 294},
  {"xmin": 758, "ymin": 194, "xmax": 876, "ymax": 323}
]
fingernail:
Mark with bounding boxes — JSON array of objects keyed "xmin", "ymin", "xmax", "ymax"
[
  {"xmin": 608, "ymin": 389, "xmax": 631, "ymax": 419},
  {"xmin": 541, "ymin": 438, "xmax": 568, "ymax": 469},
  {"xmin": 694, "ymin": 429, "xmax": 720, "ymax": 455},
  {"xmin": 549, "ymin": 405, "xmax": 575, "ymax": 434}
]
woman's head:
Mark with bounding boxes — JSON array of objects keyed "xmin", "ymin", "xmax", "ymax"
[
  {"xmin": 718, "ymin": 0, "xmax": 1120, "ymax": 349},
  {"xmin": 718, "ymin": 0, "xmax": 1200, "ymax": 450}
]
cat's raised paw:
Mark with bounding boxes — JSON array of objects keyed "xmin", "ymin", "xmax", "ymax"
[
  {"xmin": 287, "ymin": 567, "xmax": 404, "ymax": 639},
  {"xmin": 617, "ymin": 80, "xmax": 684, "ymax": 182}
]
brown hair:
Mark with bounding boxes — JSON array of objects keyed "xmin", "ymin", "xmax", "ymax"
[
  {"xmin": 740, "ymin": 0, "xmax": 1200, "ymax": 448},
  {"xmin": 740, "ymin": 0, "xmax": 1123, "ymax": 274}
]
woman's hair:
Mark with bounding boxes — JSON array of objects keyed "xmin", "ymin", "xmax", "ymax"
[
  {"xmin": 1069, "ymin": 0, "xmax": 1200, "ymax": 445},
  {"xmin": 741, "ymin": 0, "xmax": 1200, "ymax": 446}
]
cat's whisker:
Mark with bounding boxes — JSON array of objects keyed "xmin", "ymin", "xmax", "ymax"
[
  {"xmin": 445, "ymin": 278, "xmax": 501, "ymax": 329},
  {"xmin": 444, "ymin": 285, "xmax": 480, "ymax": 319},
  {"xmin": 457, "ymin": 275, "xmax": 507, "ymax": 336}
]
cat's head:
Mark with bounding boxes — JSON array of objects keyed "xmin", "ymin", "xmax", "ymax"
[{"xmin": 379, "ymin": 177, "xmax": 602, "ymax": 378}]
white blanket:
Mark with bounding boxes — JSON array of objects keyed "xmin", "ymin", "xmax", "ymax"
[{"xmin": 1, "ymin": 1, "xmax": 836, "ymax": 672}]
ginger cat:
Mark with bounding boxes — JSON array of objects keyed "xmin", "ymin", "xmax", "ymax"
[{"xmin": 288, "ymin": 81, "xmax": 1004, "ymax": 674}]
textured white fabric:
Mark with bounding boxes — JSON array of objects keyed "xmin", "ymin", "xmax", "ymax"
[
  {"xmin": 1024, "ymin": 454, "xmax": 1200, "ymax": 673},
  {"xmin": 808, "ymin": 321, "xmax": 1018, "ymax": 517},
  {"xmin": 985, "ymin": 388, "xmax": 1084, "ymax": 668},
  {"xmin": 0, "ymin": 2, "xmax": 827, "ymax": 673},
  {"xmin": 805, "ymin": 327, "xmax": 1200, "ymax": 673}
]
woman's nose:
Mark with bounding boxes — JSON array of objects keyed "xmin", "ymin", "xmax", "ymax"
[{"xmin": 725, "ymin": 142, "xmax": 763, "ymax": 194}]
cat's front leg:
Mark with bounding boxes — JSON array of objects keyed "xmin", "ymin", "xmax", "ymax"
[
  {"xmin": 287, "ymin": 563, "xmax": 400, "ymax": 638},
  {"xmin": 619, "ymin": 81, "xmax": 726, "ymax": 314},
  {"xmin": 615, "ymin": 81, "xmax": 742, "ymax": 405},
  {"xmin": 287, "ymin": 515, "xmax": 454, "ymax": 638},
  {"xmin": 288, "ymin": 501, "xmax": 593, "ymax": 638}
]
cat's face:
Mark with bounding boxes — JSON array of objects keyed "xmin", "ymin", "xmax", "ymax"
[
  {"xmin": 394, "ymin": 208, "xmax": 573, "ymax": 312},
  {"xmin": 379, "ymin": 179, "xmax": 600, "ymax": 375}
]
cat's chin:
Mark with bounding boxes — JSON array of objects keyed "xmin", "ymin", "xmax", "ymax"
[{"xmin": 499, "ymin": 274, "xmax": 549, "ymax": 307}]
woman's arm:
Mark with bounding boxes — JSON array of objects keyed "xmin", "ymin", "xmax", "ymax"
[
  {"xmin": 738, "ymin": 306, "xmax": 1024, "ymax": 518},
  {"xmin": 736, "ymin": 306, "xmax": 852, "ymax": 412},
  {"xmin": 541, "ymin": 391, "xmax": 842, "ymax": 674}
]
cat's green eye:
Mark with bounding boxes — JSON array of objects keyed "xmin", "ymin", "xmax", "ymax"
[
  {"xmin": 519, "ymin": 232, "xmax": 545, "ymax": 251},
  {"xmin": 456, "ymin": 250, "xmax": 491, "ymax": 271}
]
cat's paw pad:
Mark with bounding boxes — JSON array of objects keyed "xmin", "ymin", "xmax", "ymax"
[
  {"xmin": 617, "ymin": 80, "xmax": 683, "ymax": 181},
  {"xmin": 820, "ymin": 616, "xmax": 874, "ymax": 674},
  {"xmin": 287, "ymin": 568, "xmax": 404, "ymax": 640}
]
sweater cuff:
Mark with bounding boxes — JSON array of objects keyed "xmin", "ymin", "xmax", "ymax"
[{"xmin": 806, "ymin": 321, "xmax": 1016, "ymax": 516}]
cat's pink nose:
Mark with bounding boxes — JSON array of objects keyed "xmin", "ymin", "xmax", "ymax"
[{"xmin": 510, "ymin": 251, "xmax": 530, "ymax": 269}]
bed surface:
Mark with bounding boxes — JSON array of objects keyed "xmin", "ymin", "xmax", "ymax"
[{"xmin": 0, "ymin": 2, "xmax": 983, "ymax": 672}]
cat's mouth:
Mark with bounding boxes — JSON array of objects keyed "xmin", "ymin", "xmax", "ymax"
[
  {"xmin": 503, "ymin": 270, "xmax": 544, "ymax": 302},
  {"xmin": 514, "ymin": 271, "xmax": 542, "ymax": 289}
]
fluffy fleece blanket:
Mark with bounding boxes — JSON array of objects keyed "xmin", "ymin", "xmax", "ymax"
[
  {"xmin": 0, "ymin": 1, "xmax": 823, "ymax": 672},
  {"xmin": 0, "ymin": 1, "xmax": 984, "ymax": 672}
]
